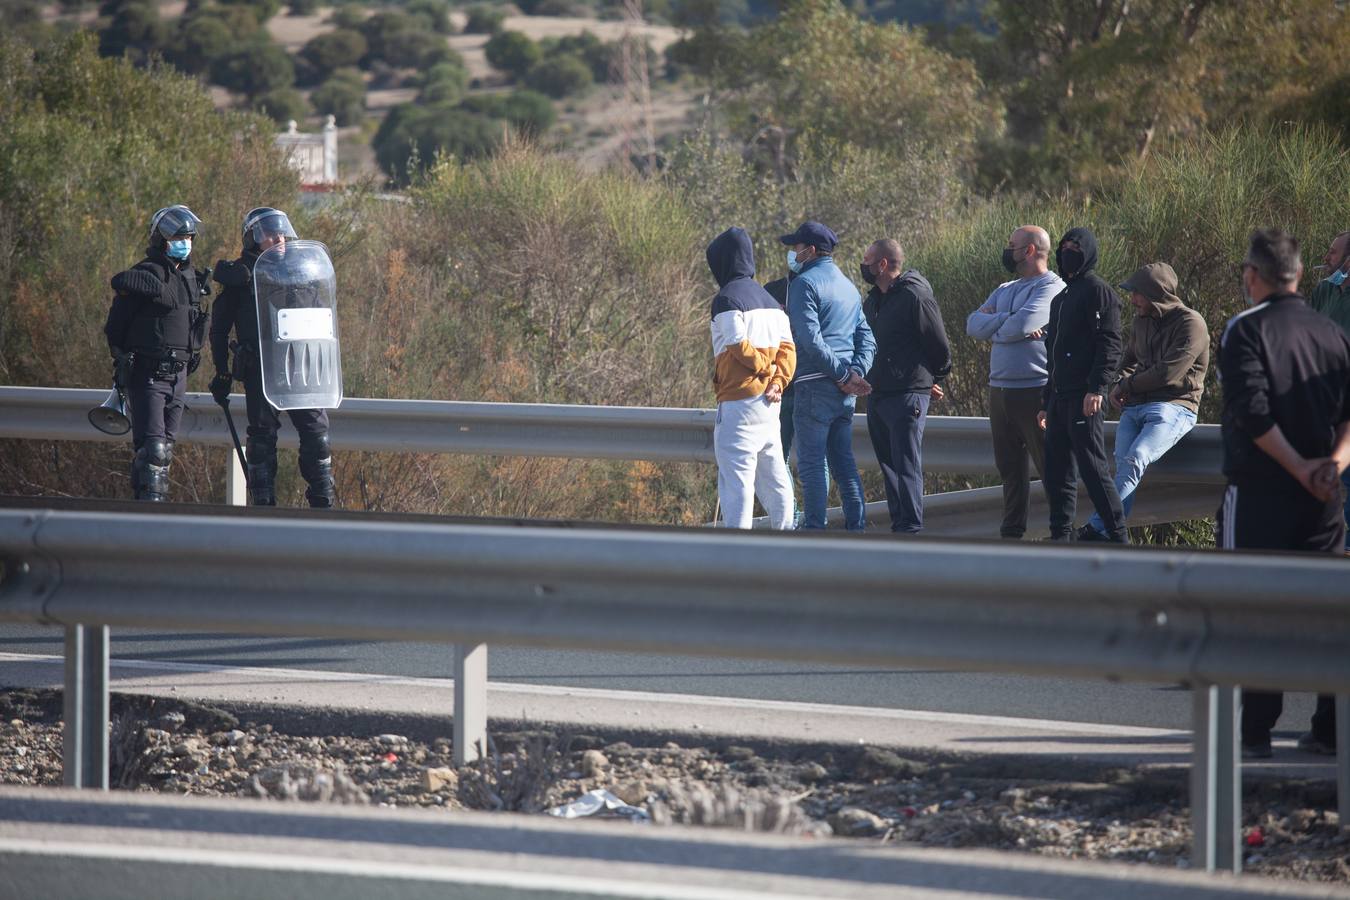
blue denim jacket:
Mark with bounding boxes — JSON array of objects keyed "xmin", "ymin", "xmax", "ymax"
[{"xmin": 786, "ymin": 256, "xmax": 876, "ymax": 385}]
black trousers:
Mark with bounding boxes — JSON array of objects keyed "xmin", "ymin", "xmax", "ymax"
[
  {"xmin": 128, "ymin": 357, "xmax": 186, "ymax": 450},
  {"xmin": 989, "ymin": 386, "xmax": 1046, "ymax": 538},
  {"xmin": 866, "ymin": 391, "xmax": 929, "ymax": 533},
  {"xmin": 1218, "ymin": 481, "xmax": 1344, "ymax": 746},
  {"xmin": 242, "ymin": 369, "xmax": 329, "ymax": 448},
  {"xmin": 1042, "ymin": 392, "xmax": 1125, "ymax": 539}
]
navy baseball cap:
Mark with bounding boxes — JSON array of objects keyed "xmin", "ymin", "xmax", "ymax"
[{"xmin": 778, "ymin": 221, "xmax": 838, "ymax": 252}]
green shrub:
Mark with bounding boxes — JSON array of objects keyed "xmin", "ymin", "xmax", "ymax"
[
  {"xmin": 288, "ymin": 0, "xmax": 320, "ymax": 14},
  {"xmin": 415, "ymin": 61, "xmax": 469, "ymax": 105},
  {"xmin": 462, "ymin": 4, "xmax": 506, "ymax": 34},
  {"xmin": 310, "ymin": 67, "xmax": 365, "ymax": 125},
  {"xmin": 256, "ymin": 85, "xmax": 309, "ymax": 123},
  {"xmin": 484, "ymin": 30, "xmax": 540, "ymax": 78},
  {"xmin": 459, "ymin": 89, "xmax": 555, "ymax": 135},
  {"xmin": 406, "ymin": 0, "xmax": 452, "ymax": 34},
  {"xmin": 211, "ymin": 40, "xmax": 295, "ymax": 98},
  {"xmin": 217, "ymin": 0, "xmax": 282, "ymax": 24},
  {"xmin": 97, "ymin": 0, "xmax": 168, "ymax": 62},
  {"xmin": 328, "ymin": 4, "xmax": 364, "ymax": 29},
  {"xmin": 301, "ymin": 28, "xmax": 366, "ymax": 77},
  {"xmin": 373, "ymin": 104, "xmax": 503, "ymax": 184},
  {"xmin": 166, "ymin": 14, "xmax": 234, "ymax": 75},
  {"xmin": 524, "ymin": 54, "xmax": 592, "ymax": 98}
]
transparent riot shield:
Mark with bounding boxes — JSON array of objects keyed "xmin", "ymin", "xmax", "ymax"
[{"xmin": 253, "ymin": 240, "xmax": 343, "ymax": 410}]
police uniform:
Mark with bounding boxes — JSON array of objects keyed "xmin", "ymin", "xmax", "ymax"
[
  {"xmin": 209, "ymin": 209, "xmax": 334, "ymax": 508},
  {"xmin": 104, "ymin": 208, "xmax": 208, "ymax": 501}
]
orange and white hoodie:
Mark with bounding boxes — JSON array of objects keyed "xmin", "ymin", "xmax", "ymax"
[{"xmin": 706, "ymin": 227, "xmax": 796, "ymax": 402}]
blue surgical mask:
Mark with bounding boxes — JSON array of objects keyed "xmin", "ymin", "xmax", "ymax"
[
  {"xmin": 787, "ymin": 250, "xmax": 802, "ymax": 274},
  {"xmin": 1329, "ymin": 268, "xmax": 1348, "ymax": 287},
  {"xmin": 165, "ymin": 239, "xmax": 192, "ymax": 260}
]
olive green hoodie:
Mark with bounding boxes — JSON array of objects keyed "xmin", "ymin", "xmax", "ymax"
[{"xmin": 1115, "ymin": 265, "xmax": 1210, "ymax": 413}]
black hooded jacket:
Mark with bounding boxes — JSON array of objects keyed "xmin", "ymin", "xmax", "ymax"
[
  {"xmin": 863, "ymin": 269, "xmax": 952, "ymax": 395},
  {"xmin": 1041, "ymin": 227, "xmax": 1122, "ymax": 406},
  {"xmin": 209, "ymin": 250, "xmax": 263, "ymax": 374},
  {"xmin": 706, "ymin": 227, "xmax": 796, "ymax": 402},
  {"xmin": 104, "ymin": 246, "xmax": 203, "ymax": 359}
]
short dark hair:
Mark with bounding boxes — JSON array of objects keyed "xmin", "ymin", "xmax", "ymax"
[
  {"xmin": 870, "ymin": 238, "xmax": 904, "ymax": 269},
  {"xmin": 1245, "ymin": 229, "xmax": 1301, "ymax": 285}
]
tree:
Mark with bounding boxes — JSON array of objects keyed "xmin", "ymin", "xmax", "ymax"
[
  {"xmin": 97, "ymin": 0, "xmax": 168, "ymax": 63},
  {"xmin": 484, "ymin": 30, "xmax": 540, "ymax": 78},
  {"xmin": 524, "ymin": 54, "xmax": 592, "ymax": 98},
  {"xmin": 310, "ymin": 67, "xmax": 365, "ymax": 125},
  {"xmin": 971, "ymin": 0, "xmax": 1350, "ymax": 194},
  {"xmin": 463, "ymin": 4, "xmax": 506, "ymax": 34},
  {"xmin": 679, "ymin": 0, "xmax": 991, "ymax": 181},
  {"xmin": 166, "ymin": 14, "xmax": 233, "ymax": 74},
  {"xmin": 415, "ymin": 60, "xmax": 469, "ymax": 105},
  {"xmin": 256, "ymin": 86, "xmax": 308, "ymax": 123},
  {"xmin": 328, "ymin": 4, "xmax": 364, "ymax": 30},
  {"xmin": 406, "ymin": 0, "xmax": 452, "ymax": 34},
  {"xmin": 211, "ymin": 40, "xmax": 295, "ymax": 98},
  {"xmin": 460, "ymin": 89, "xmax": 556, "ymax": 134},
  {"xmin": 301, "ymin": 28, "xmax": 366, "ymax": 77},
  {"xmin": 373, "ymin": 103, "xmax": 503, "ymax": 184}
]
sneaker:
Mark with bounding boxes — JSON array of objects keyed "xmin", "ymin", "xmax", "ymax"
[
  {"xmin": 1076, "ymin": 524, "xmax": 1109, "ymax": 543},
  {"xmin": 1241, "ymin": 740, "xmax": 1273, "ymax": 760},
  {"xmin": 1296, "ymin": 732, "xmax": 1337, "ymax": 755}
]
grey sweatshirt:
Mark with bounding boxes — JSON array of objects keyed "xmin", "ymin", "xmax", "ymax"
[{"xmin": 965, "ymin": 270, "xmax": 1064, "ymax": 389}]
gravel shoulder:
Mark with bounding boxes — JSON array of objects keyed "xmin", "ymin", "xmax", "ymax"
[{"xmin": 0, "ymin": 688, "xmax": 1345, "ymax": 885}]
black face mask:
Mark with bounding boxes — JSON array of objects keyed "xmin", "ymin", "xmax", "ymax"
[
  {"xmin": 1057, "ymin": 247, "xmax": 1085, "ymax": 277},
  {"xmin": 860, "ymin": 262, "xmax": 878, "ymax": 286},
  {"xmin": 1001, "ymin": 247, "xmax": 1020, "ymax": 274}
]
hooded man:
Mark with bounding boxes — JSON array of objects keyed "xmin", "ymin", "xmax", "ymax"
[
  {"xmin": 1037, "ymin": 227, "xmax": 1128, "ymax": 542},
  {"xmin": 1078, "ymin": 262, "xmax": 1209, "ymax": 540},
  {"xmin": 707, "ymin": 227, "xmax": 797, "ymax": 529},
  {"xmin": 861, "ymin": 238, "xmax": 951, "ymax": 534}
]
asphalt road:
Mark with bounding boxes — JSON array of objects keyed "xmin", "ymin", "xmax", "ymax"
[{"xmin": 0, "ymin": 625, "xmax": 1319, "ymax": 734}]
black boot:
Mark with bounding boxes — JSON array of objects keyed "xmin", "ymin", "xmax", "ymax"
[
  {"xmin": 299, "ymin": 432, "xmax": 335, "ymax": 508},
  {"xmin": 133, "ymin": 438, "xmax": 172, "ymax": 502},
  {"xmin": 246, "ymin": 437, "xmax": 277, "ymax": 506}
]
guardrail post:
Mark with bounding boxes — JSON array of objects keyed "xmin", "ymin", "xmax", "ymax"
[
  {"xmin": 454, "ymin": 643, "xmax": 487, "ymax": 767},
  {"xmin": 225, "ymin": 449, "xmax": 246, "ymax": 506},
  {"xmin": 62, "ymin": 624, "xmax": 109, "ymax": 789},
  {"xmin": 1191, "ymin": 684, "xmax": 1240, "ymax": 873},
  {"xmin": 1337, "ymin": 693, "xmax": 1349, "ymax": 832}
]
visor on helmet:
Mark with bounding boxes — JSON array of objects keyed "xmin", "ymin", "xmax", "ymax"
[
  {"xmin": 244, "ymin": 209, "xmax": 297, "ymax": 247},
  {"xmin": 150, "ymin": 205, "xmax": 202, "ymax": 240}
]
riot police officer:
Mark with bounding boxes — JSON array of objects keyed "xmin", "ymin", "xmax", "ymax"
[
  {"xmin": 209, "ymin": 207, "xmax": 336, "ymax": 507},
  {"xmin": 104, "ymin": 205, "xmax": 210, "ymax": 501}
]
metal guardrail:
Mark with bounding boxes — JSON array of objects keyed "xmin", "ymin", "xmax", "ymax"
[
  {"xmin": 0, "ymin": 506, "xmax": 1346, "ymax": 877},
  {"xmin": 0, "ymin": 385, "xmax": 1226, "ymax": 481}
]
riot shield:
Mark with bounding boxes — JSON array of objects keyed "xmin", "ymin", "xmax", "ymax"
[{"xmin": 253, "ymin": 240, "xmax": 343, "ymax": 411}]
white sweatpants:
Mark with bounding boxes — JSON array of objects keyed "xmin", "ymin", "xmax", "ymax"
[{"xmin": 714, "ymin": 395, "xmax": 794, "ymax": 529}]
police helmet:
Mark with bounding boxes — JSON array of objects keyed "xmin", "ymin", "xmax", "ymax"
[
  {"xmin": 242, "ymin": 207, "xmax": 298, "ymax": 250},
  {"xmin": 149, "ymin": 205, "xmax": 202, "ymax": 242}
]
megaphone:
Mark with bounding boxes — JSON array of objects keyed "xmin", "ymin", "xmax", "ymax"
[{"xmin": 88, "ymin": 387, "xmax": 131, "ymax": 436}]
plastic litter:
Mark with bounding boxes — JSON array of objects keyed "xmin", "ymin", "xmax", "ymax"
[
  {"xmin": 546, "ymin": 789, "xmax": 649, "ymax": 822},
  {"xmin": 1245, "ymin": 827, "xmax": 1265, "ymax": 848}
]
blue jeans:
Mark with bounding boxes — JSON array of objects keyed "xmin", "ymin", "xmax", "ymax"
[
  {"xmin": 792, "ymin": 379, "xmax": 865, "ymax": 530},
  {"xmin": 1087, "ymin": 401, "xmax": 1196, "ymax": 535}
]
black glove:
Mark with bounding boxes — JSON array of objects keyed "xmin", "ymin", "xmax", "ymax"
[
  {"xmin": 111, "ymin": 350, "xmax": 134, "ymax": 390},
  {"xmin": 187, "ymin": 352, "xmax": 201, "ymax": 375},
  {"xmin": 195, "ymin": 268, "xmax": 213, "ymax": 298},
  {"xmin": 209, "ymin": 372, "xmax": 233, "ymax": 404}
]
